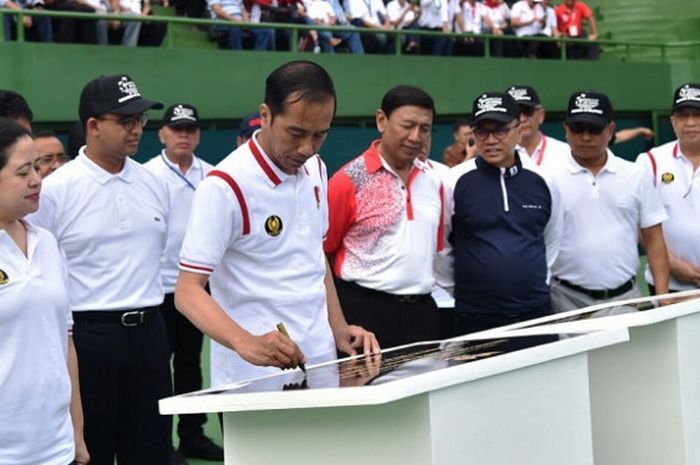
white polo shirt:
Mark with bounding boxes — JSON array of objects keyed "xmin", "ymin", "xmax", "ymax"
[
  {"xmin": 179, "ymin": 132, "xmax": 335, "ymax": 386},
  {"xmin": 516, "ymin": 133, "xmax": 571, "ymax": 172},
  {"xmin": 0, "ymin": 222, "xmax": 74, "ymax": 465},
  {"xmin": 551, "ymin": 151, "xmax": 667, "ymax": 289},
  {"xmin": 510, "ymin": 0, "xmax": 543, "ymax": 36},
  {"xmin": 461, "ymin": 0, "xmax": 486, "ymax": 34},
  {"xmin": 144, "ymin": 150, "xmax": 213, "ymax": 294},
  {"xmin": 637, "ymin": 141, "xmax": 700, "ymax": 290},
  {"xmin": 324, "ymin": 141, "xmax": 445, "ymax": 295},
  {"xmin": 28, "ymin": 147, "xmax": 169, "ymax": 311}
]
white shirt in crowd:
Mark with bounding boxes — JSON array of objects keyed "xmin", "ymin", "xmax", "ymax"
[
  {"xmin": 346, "ymin": 0, "xmax": 386, "ymax": 25},
  {"xmin": 386, "ymin": 0, "xmax": 415, "ymax": 29},
  {"xmin": 28, "ymin": 148, "xmax": 169, "ymax": 312},
  {"xmin": 0, "ymin": 223, "xmax": 74, "ymax": 465},
  {"xmin": 510, "ymin": 0, "xmax": 544, "ymax": 37},
  {"xmin": 418, "ymin": 0, "xmax": 448, "ymax": 29},
  {"xmin": 484, "ymin": 1, "xmax": 510, "ymax": 30},
  {"xmin": 460, "ymin": 0, "xmax": 486, "ymax": 34},
  {"xmin": 143, "ymin": 150, "xmax": 213, "ymax": 294},
  {"xmin": 208, "ymin": 0, "xmax": 244, "ymax": 19},
  {"xmin": 304, "ymin": 0, "xmax": 337, "ymax": 22},
  {"xmin": 551, "ymin": 151, "xmax": 667, "ymax": 289},
  {"xmin": 636, "ymin": 141, "xmax": 700, "ymax": 291}
]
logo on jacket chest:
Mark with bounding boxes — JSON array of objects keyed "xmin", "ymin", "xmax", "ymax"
[{"xmin": 661, "ymin": 172, "xmax": 675, "ymax": 184}]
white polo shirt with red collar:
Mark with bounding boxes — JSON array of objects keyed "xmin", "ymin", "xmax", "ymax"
[
  {"xmin": 517, "ymin": 133, "xmax": 570, "ymax": 171},
  {"xmin": 324, "ymin": 140, "xmax": 445, "ymax": 295},
  {"xmin": 637, "ymin": 141, "xmax": 700, "ymax": 290},
  {"xmin": 551, "ymin": 150, "xmax": 667, "ymax": 289},
  {"xmin": 179, "ymin": 132, "xmax": 335, "ymax": 386},
  {"xmin": 28, "ymin": 148, "xmax": 169, "ymax": 312},
  {"xmin": 144, "ymin": 150, "xmax": 214, "ymax": 294}
]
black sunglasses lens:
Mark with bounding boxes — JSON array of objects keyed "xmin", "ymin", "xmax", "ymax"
[
  {"xmin": 520, "ymin": 106, "xmax": 536, "ymax": 117},
  {"xmin": 570, "ymin": 123, "xmax": 605, "ymax": 135}
]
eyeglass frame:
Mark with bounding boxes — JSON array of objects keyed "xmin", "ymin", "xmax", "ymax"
[
  {"xmin": 34, "ymin": 152, "xmax": 67, "ymax": 168},
  {"xmin": 472, "ymin": 121, "xmax": 520, "ymax": 141},
  {"xmin": 96, "ymin": 113, "xmax": 149, "ymax": 131}
]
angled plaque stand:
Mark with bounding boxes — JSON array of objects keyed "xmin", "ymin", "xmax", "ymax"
[
  {"xmin": 160, "ymin": 329, "xmax": 628, "ymax": 465},
  {"xmin": 479, "ymin": 291, "xmax": 700, "ymax": 465}
]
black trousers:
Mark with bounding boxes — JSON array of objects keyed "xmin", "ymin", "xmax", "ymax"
[
  {"xmin": 335, "ymin": 279, "xmax": 440, "ymax": 350},
  {"xmin": 72, "ymin": 307, "xmax": 172, "ymax": 465},
  {"xmin": 455, "ymin": 309, "xmax": 550, "ymax": 336},
  {"xmin": 161, "ymin": 292, "xmax": 207, "ymax": 443}
]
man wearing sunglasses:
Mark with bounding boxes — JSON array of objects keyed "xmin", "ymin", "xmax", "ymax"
[
  {"xmin": 439, "ymin": 91, "xmax": 562, "ymax": 335},
  {"xmin": 506, "ymin": 84, "xmax": 570, "ymax": 170},
  {"xmin": 636, "ymin": 83, "xmax": 700, "ymax": 294},
  {"xmin": 549, "ymin": 90, "xmax": 669, "ymax": 313},
  {"xmin": 143, "ymin": 104, "xmax": 222, "ymax": 463},
  {"xmin": 30, "ymin": 74, "xmax": 173, "ymax": 465}
]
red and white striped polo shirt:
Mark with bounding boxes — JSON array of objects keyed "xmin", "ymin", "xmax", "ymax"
[
  {"xmin": 324, "ymin": 140, "xmax": 445, "ymax": 295},
  {"xmin": 179, "ymin": 132, "xmax": 335, "ymax": 385}
]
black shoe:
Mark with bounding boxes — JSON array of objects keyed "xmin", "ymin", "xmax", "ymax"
[
  {"xmin": 170, "ymin": 449, "xmax": 189, "ymax": 465},
  {"xmin": 179, "ymin": 435, "xmax": 224, "ymax": 461}
]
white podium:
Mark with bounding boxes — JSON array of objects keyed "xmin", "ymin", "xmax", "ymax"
[
  {"xmin": 479, "ymin": 291, "xmax": 700, "ymax": 465},
  {"xmin": 160, "ymin": 329, "xmax": 628, "ymax": 465}
]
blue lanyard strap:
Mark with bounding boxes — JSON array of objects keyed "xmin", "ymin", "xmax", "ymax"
[{"xmin": 160, "ymin": 152, "xmax": 201, "ymax": 190}]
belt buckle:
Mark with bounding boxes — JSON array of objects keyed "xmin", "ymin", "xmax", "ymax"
[
  {"xmin": 396, "ymin": 295, "xmax": 418, "ymax": 304},
  {"xmin": 121, "ymin": 310, "xmax": 144, "ymax": 327}
]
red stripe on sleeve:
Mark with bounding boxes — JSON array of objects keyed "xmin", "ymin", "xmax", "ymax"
[
  {"xmin": 645, "ymin": 151, "xmax": 658, "ymax": 187},
  {"xmin": 179, "ymin": 261, "xmax": 214, "ymax": 273},
  {"xmin": 208, "ymin": 170, "xmax": 251, "ymax": 235}
]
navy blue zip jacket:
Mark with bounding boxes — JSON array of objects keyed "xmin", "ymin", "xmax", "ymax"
[{"xmin": 449, "ymin": 154, "xmax": 561, "ymax": 315}]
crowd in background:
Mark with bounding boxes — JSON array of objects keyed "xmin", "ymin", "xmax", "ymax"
[{"xmin": 1, "ymin": 0, "xmax": 600, "ymax": 57}]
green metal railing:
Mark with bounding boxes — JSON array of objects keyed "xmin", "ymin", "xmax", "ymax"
[{"xmin": 2, "ymin": 8, "xmax": 700, "ymax": 61}]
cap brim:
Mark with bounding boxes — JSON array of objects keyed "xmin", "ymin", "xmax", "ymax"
[
  {"xmin": 565, "ymin": 113, "xmax": 609, "ymax": 127},
  {"xmin": 473, "ymin": 112, "xmax": 517, "ymax": 125},
  {"xmin": 166, "ymin": 120, "xmax": 199, "ymax": 128},
  {"xmin": 517, "ymin": 101, "xmax": 539, "ymax": 108},
  {"xmin": 111, "ymin": 98, "xmax": 164, "ymax": 115},
  {"xmin": 673, "ymin": 101, "xmax": 700, "ymax": 112}
]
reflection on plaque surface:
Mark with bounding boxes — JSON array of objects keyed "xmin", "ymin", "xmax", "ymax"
[
  {"xmin": 520, "ymin": 293, "xmax": 700, "ymax": 329},
  {"xmin": 185, "ymin": 333, "xmax": 569, "ymax": 396}
]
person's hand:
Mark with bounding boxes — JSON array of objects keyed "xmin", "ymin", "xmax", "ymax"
[
  {"xmin": 465, "ymin": 138, "xmax": 477, "ymax": 160},
  {"xmin": 334, "ymin": 324, "xmax": 380, "ymax": 356},
  {"xmin": 110, "ymin": 19, "xmax": 121, "ymax": 29},
  {"xmin": 74, "ymin": 435, "xmax": 90, "ymax": 465},
  {"xmin": 22, "ymin": 15, "xmax": 33, "ymax": 28},
  {"xmin": 587, "ymin": 32, "xmax": 597, "ymax": 40},
  {"xmin": 339, "ymin": 353, "xmax": 382, "ymax": 387},
  {"xmin": 493, "ymin": 28, "xmax": 504, "ymax": 36},
  {"xmin": 234, "ymin": 330, "xmax": 306, "ymax": 369},
  {"xmin": 671, "ymin": 259, "xmax": 700, "ymax": 287}
]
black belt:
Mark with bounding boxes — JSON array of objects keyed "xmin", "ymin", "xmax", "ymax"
[
  {"xmin": 338, "ymin": 280, "xmax": 431, "ymax": 304},
  {"xmin": 554, "ymin": 277, "xmax": 636, "ymax": 300},
  {"xmin": 73, "ymin": 306, "xmax": 160, "ymax": 327}
]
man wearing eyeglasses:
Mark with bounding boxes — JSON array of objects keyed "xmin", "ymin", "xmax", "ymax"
[
  {"xmin": 143, "ymin": 104, "xmax": 223, "ymax": 463},
  {"xmin": 29, "ymin": 74, "xmax": 173, "ymax": 465},
  {"xmin": 636, "ymin": 83, "xmax": 700, "ymax": 294},
  {"xmin": 33, "ymin": 131, "xmax": 67, "ymax": 178},
  {"xmin": 439, "ymin": 91, "xmax": 562, "ymax": 335},
  {"xmin": 506, "ymin": 85, "xmax": 570, "ymax": 171},
  {"xmin": 549, "ymin": 90, "xmax": 669, "ymax": 313}
]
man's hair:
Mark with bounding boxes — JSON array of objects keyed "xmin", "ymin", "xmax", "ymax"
[
  {"xmin": 453, "ymin": 117, "xmax": 472, "ymax": 132},
  {"xmin": 381, "ymin": 85, "xmax": 435, "ymax": 119},
  {"xmin": 33, "ymin": 129, "xmax": 59, "ymax": 140},
  {"xmin": 264, "ymin": 61, "xmax": 336, "ymax": 118},
  {"xmin": 0, "ymin": 117, "xmax": 32, "ymax": 171},
  {"xmin": 0, "ymin": 90, "xmax": 33, "ymax": 123}
]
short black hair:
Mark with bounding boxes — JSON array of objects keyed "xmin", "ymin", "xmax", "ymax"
[
  {"xmin": 453, "ymin": 117, "xmax": 472, "ymax": 132},
  {"xmin": 381, "ymin": 85, "xmax": 435, "ymax": 119},
  {"xmin": 264, "ymin": 61, "xmax": 336, "ymax": 118},
  {"xmin": 0, "ymin": 90, "xmax": 33, "ymax": 123},
  {"xmin": 33, "ymin": 129, "xmax": 59, "ymax": 139},
  {"xmin": 0, "ymin": 117, "xmax": 32, "ymax": 171}
]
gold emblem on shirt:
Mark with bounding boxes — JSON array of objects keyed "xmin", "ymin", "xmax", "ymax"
[
  {"xmin": 264, "ymin": 215, "xmax": 283, "ymax": 237},
  {"xmin": 0, "ymin": 269, "xmax": 8, "ymax": 285},
  {"xmin": 661, "ymin": 172, "xmax": 675, "ymax": 184}
]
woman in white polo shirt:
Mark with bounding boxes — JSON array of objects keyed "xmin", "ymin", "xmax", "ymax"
[{"xmin": 0, "ymin": 118, "xmax": 89, "ymax": 465}]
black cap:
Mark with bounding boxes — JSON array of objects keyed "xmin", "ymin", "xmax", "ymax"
[
  {"xmin": 506, "ymin": 85, "xmax": 540, "ymax": 107},
  {"xmin": 239, "ymin": 111, "xmax": 261, "ymax": 139},
  {"xmin": 79, "ymin": 75, "xmax": 163, "ymax": 124},
  {"xmin": 471, "ymin": 92, "xmax": 520, "ymax": 125},
  {"xmin": 565, "ymin": 91, "xmax": 613, "ymax": 127},
  {"xmin": 672, "ymin": 83, "xmax": 700, "ymax": 112},
  {"xmin": 163, "ymin": 103, "xmax": 199, "ymax": 128}
]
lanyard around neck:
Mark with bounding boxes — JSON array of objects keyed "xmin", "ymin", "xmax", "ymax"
[{"xmin": 160, "ymin": 152, "xmax": 202, "ymax": 190}]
